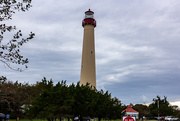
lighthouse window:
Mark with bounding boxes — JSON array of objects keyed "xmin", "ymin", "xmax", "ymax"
[
  {"xmin": 85, "ymin": 14, "xmax": 93, "ymax": 18},
  {"xmin": 91, "ymin": 51, "xmax": 93, "ymax": 54},
  {"xmin": 81, "ymin": 65, "xmax": 83, "ymax": 68}
]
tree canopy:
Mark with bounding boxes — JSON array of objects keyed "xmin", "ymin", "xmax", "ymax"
[
  {"xmin": 133, "ymin": 104, "xmax": 150, "ymax": 117},
  {"xmin": 27, "ymin": 80, "xmax": 123, "ymax": 121},
  {"xmin": 1, "ymin": 78, "xmax": 180, "ymax": 120},
  {"xmin": 149, "ymin": 96, "xmax": 173, "ymax": 117}
]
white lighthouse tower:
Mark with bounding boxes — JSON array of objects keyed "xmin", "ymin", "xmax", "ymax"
[{"xmin": 80, "ymin": 9, "xmax": 96, "ymax": 88}]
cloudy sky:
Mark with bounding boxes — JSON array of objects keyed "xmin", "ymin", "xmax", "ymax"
[{"xmin": 1, "ymin": 0, "xmax": 180, "ymax": 106}]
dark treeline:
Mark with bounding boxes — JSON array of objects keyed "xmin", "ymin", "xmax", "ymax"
[
  {"xmin": 0, "ymin": 77, "xmax": 180, "ymax": 121},
  {"xmin": 0, "ymin": 77, "xmax": 123, "ymax": 121}
]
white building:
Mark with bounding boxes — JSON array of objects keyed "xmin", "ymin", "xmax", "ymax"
[{"xmin": 122, "ymin": 105, "xmax": 139, "ymax": 119}]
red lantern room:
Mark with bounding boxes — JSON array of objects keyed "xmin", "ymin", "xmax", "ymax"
[{"xmin": 82, "ymin": 9, "xmax": 96, "ymax": 27}]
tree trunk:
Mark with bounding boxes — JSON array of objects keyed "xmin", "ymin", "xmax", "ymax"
[
  {"xmin": 80, "ymin": 116, "xmax": 83, "ymax": 121},
  {"xmin": 98, "ymin": 117, "xmax": 101, "ymax": 121}
]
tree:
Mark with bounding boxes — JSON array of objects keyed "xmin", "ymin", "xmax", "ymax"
[
  {"xmin": 27, "ymin": 80, "xmax": 123, "ymax": 121},
  {"xmin": 0, "ymin": 0, "xmax": 35, "ymax": 72},
  {"xmin": 26, "ymin": 79, "xmax": 54, "ymax": 120},
  {"xmin": 172, "ymin": 106, "xmax": 180, "ymax": 117},
  {"xmin": 0, "ymin": 79, "xmax": 34, "ymax": 119},
  {"xmin": 108, "ymin": 97, "xmax": 123, "ymax": 120},
  {"xmin": 49, "ymin": 81, "xmax": 72, "ymax": 121},
  {"xmin": 69, "ymin": 82, "xmax": 96, "ymax": 121},
  {"xmin": 27, "ymin": 79, "xmax": 72, "ymax": 121},
  {"xmin": 133, "ymin": 104, "xmax": 150, "ymax": 118},
  {"xmin": 92, "ymin": 89, "xmax": 114, "ymax": 121},
  {"xmin": 149, "ymin": 96, "xmax": 173, "ymax": 116}
]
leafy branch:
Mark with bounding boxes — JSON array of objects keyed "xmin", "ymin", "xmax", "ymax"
[{"xmin": 0, "ymin": 0, "xmax": 35, "ymax": 71}]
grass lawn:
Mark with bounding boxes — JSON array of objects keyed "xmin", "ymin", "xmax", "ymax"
[
  {"xmin": 10, "ymin": 120, "xmax": 47, "ymax": 121},
  {"xmin": 9, "ymin": 119, "xmax": 158, "ymax": 121}
]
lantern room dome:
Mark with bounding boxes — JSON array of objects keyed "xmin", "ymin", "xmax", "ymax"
[
  {"xmin": 82, "ymin": 9, "xmax": 96, "ymax": 27},
  {"xmin": 85, "ymin": 9, "xmax": 94, "ymax": 14}
]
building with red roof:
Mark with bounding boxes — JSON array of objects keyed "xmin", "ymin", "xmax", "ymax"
[{"xmin": 122, "ymin": 105, "xmax": 139, "ymax": 119}]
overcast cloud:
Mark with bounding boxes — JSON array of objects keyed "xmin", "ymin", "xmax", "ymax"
[{"xmin": 1, "ymin": 0, "xmax": 180, "ymax": 106}]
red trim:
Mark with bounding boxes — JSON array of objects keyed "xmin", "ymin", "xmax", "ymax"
[
  {"xmin": 85, "ymin": 9, "xmax": 94, "ymax": 14},
  {"xmin": 82, "ymin": 18, "xmax": 96, "ymax": 27},
  {"xmin": 122, "ymin": 105, "xmax": 138, "ymax": 113}
]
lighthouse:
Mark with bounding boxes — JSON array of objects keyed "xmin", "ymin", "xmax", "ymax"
[{"xmin": 80, "ymin": 9, "xmax": 96, "ymax": 88}]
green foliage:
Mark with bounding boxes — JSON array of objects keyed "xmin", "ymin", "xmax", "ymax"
[
  {"xmin": 26, "ymin": 80, "xmax": 123, "ymax": 121},
  {"xmin": 149, "ymin": 96, "xmax": 173, "ymax": 116},
  {"xmin": 69, "ymin": 82, "xmax": 95, "ymax": 119},
  {"xmin": 0, "ymin": 79, "xmax": 34, "ymax": 118},
  {"xmin": 92, "ymin": 89, "xmax": 112, "ymax": 120},
  {"xmin": 109, "ymin": 97, "xmax": 123, "ymax": 119},
  {"xmin": 2, "ymin": 79, "xmax": 178, "ymax": 121},
  {"xmin": 0, "ymin": 0, "xmax": 35, "ymax": 71},
  {"xmin": 27, "ymin": 79, "xmax": 73, "ymax": 121},
  {"xmin": 133, "ymin": 104, "xmax": 150, "ymax": 117}
]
